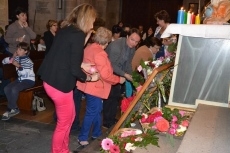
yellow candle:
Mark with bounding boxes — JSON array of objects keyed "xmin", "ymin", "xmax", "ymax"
[{"xmin": 195, "ymin": 14, "xmax": 200, "ymax": 24}]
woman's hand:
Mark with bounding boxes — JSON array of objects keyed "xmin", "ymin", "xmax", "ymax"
[
  {"xmin": 22, "ymin": 22, "xmax": 28, "ymax": 27},
  {"xmin": 119, "ymin": 77, "xmax": 126, "ymax": 84},
  {"xmin": 81, "ymin": 63, "xmax": 95, "ymax": 73},
  {"xmin": 91, "ymin": 73, "xmax": 100, "ymax": 82},
  {"xmin": 124, "ymin": 73, "xmax": 133, "ymax": 81}
]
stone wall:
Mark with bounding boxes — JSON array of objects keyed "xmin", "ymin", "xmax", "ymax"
[
  {"xmin": 0, "ymin": 0, "xmax": 8, "ymax": 31},
  {"xmin": 28, "ymin": 0, "xmax": 120, "ymax": 35},
  {"xmin": 29, "ymin": 0, "xmax": 57, "ymax": 35}
]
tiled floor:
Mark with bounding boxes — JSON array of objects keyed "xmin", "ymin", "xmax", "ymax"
[{"xmin": 0, "ymin": 92, "xmax": 115, "ymax": 153}]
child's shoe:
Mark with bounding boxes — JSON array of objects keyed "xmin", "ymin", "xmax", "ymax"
[{"xmin": 1, "ymin": 108, "xmax": 20, "ymax": 121}]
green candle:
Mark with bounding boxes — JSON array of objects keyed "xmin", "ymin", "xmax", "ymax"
[{"xmin": 183, "ymin": 11, "xmax": 187, "ymax": 24}]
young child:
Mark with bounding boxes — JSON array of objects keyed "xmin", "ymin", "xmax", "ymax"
[
  {"xmin": 1, "ymin": 42, "xmax": 35, "ymax": 120},
  {"xmin": 37, "ymin": 37, "xmax": 46, "ymax": 51}
]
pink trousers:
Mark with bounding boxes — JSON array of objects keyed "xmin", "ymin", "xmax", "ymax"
[{"xmin": 44, "ymin": 82, "xmax": 75, "ymax": 153}]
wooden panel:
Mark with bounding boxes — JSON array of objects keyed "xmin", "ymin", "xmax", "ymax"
[{"xmin": 121, "ymin": 0, "xmax": 183, "ymax": 31}]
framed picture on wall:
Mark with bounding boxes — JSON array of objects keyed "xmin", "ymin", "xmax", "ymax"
[{"xmin": 189, "ymin": 3, "xmax": 198, "ymax": 14}]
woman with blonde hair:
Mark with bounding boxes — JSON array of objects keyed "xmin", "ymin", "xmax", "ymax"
[
  {"xmin": 77, "ymin": 27, "xmax": 125, "ymax": 146},
  {"xmin": 38, "ymin": 4, "xmax": 99, "ymax": 153},
  {"xmin": 43, "ymin": 19, "xmax": 58, "ymax": 54}
]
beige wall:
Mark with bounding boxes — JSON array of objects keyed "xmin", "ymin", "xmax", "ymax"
[{"xmin": 0, "ymin": 0, "xmax": 8, "ymax": 31}]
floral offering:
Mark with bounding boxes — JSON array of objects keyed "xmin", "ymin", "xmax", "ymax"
[
  {"xmin": 140, "ymin": 107, "xmax": 190, "ymax": 136},
  {"xmin": 100, "ymin": 128, "xmax": 159, "ymax": 153}
]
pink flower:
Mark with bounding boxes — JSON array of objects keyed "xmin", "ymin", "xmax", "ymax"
[
  {"xmin": 181, "ymin": 120, "xmax": 189, "ymax": 127},
  {"xmin": 121, "ymin": 130, "xmax": 136, "ymax": 138},
  {"xmin": 159, "ymin": 57, "xmax": 165, "ymax": 61},
  {"xmin": 168, "ymin": 128, "xmax": 176, "ymax": 135},
  {"xmin": 136, "ymin": 85, "xmax": 142, "ymax": 92},
  {"xmin": 179, "ymin": 111, "xmax": 185, "ymax": 117},
  {"xmin": 137, "ymin": 65, "xmax": 142, "ymax": 72},
  {"xmin": 109, "ymin": 144, "xmax": 120, "ymax": 153},
  {"xmin": 101, "ymin": 138, "xmax": 114, "ymax": 150},
  {"xmin": 171, "ymin": 122, "xmax": 178, "ymax": 129},
  {"xmin": 172, "ymin": 116, "xmax": 178, "ymax": 122},
  {"xmin": 90, "ymin": 67, "xmax": 97, "ymax": 74}
]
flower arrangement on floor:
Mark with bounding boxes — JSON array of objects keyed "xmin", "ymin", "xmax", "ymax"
[
  {"xmin": 100, "ymin": 128, "xmax": 159, "ymax": 153},
  {"xmin": 140, "ymin": 107, "xmax": 190, "ymax": 136}
]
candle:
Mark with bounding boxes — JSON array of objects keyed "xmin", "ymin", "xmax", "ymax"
[
  {"xmin": 158, "ymin": 90, "xmax": 161, "ymax": 109},
  {"xmin": 177, "ymin": 7, "xmax": 184, "ymax": 24},
  {"xmin": 191, "ymin": 13, "xmax": 195, "ymax": 24},
  {"xmin": 183, "ymin": 10, "xmax": 187, "ymax": 24},
  {"xmin": 195, "ymin": 14, "xmax": 200, "ymax": 24},
  {"xmin": 187, "ymin": 11, "xmax": 191, "ymax": 24}
]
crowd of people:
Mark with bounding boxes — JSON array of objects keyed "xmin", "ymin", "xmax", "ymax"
[{"xmin": 0, "ymin": 4, "xmax": 176, "ymax": 153}]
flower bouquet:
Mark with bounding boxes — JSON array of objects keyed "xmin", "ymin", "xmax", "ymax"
[
  {"xmin": 100, "ymin": 128, "xmax": 159, "ymax": 153},
  {"xmin": 140, "ymin": 107, "xmax": 190, "ymax": 137}
]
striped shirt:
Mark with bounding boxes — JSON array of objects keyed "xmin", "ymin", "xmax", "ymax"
[{"xmin": 2, "ymin": 55, "xmax": 35, "ymax": 82}]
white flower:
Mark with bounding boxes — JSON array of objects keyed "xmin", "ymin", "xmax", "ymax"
[
  {"xmin": 165, "ymin": 57, "xmax": 171, "ymax": 63},
  {"xmin": 135, "ymin": 137, "xmax": 143, "ymax": 142},
  {"xmin": 125, "ymin": 143, "xmax": 136, "ymax": 152},
  {"xmin": 176, "ymin": 125, "xmax": 187, "ymax": 133},
  {"xmin": 147, "ymin": 68, "xmax": 152, "ymax": 75},
  {"xmin": 130, "ymin": 123, "xmax": 136, "ymax": 127},
  {"xmin": 144, "ymin": 61, "xmax": 150, "ymax": 65},
  {"xmin": 152, "ymin": 60, "xmax": 162, "ymax": 67}
]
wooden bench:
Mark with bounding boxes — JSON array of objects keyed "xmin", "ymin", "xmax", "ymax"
[
  {"xmin": 29, "ymin": 51, "xmax": 45, "ymax": 61},
  {"xmin": 2, "ymin": 59, "xmax": 44, "ymax": 115}
]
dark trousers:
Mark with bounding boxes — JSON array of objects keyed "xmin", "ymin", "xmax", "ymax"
[
  {"xmin": 103, "ymin": 84, "xmax": 121, "ymax": 125},
  {"xmin": 71, "ymin": 87, "xmax": 83, "ymax": 130}
]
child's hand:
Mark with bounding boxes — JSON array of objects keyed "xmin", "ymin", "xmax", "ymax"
[{"xmin": 12, "ymin": 60, "xmax": 20, "ymax": 68}]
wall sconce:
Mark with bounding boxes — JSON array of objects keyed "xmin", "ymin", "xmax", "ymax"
[{"xmin": 58, "ymin": 0, "xmax": 62, "ymax": 9}]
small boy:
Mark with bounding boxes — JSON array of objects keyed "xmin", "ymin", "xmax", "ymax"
[{"xmin": 1, "ymin": 42, "xmax": 35, "ymax": 120}]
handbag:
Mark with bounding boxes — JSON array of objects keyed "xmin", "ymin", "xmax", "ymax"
[{"xmin": 32, "ymin": 95, "xmax": 46, "ymax": 112}]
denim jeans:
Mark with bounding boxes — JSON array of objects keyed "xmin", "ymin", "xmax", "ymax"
[
  {"xmin": 78, "ymin": 93, "xmax": 102, "ymax": 141},
  {"xmin": 4, "ymin": 80, "xmax": 34, "ymax": 109}
]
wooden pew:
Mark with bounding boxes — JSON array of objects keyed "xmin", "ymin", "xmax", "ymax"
[
  {"xmin": 2, "ymin": 59, "xmax": 44, "ymax": 115},
  {"xmin": 29, "ymin": 51, "xmax": 45, "ymax": 60}
]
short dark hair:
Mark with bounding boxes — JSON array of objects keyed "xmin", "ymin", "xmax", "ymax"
[
  {"xmin": 17, "ymin": 42, "xmax": 30, "ymax": 54},
  {"xmin": 154, "ymin": 10, "xmax": 170, "ymax": 23},
  {"xmin": 15, "ymin": 7, "xmax": 27, "ymax": 16},
  {"xmin": 112, "ymin": 25, "xmax": 122, "ymax": 34},
  {"xmin": 145, "ymin": 37, "xmax": 162, "ymax": 48},
  {"xmin": 127, "ymin": 28, "xmax": 141, "ymax": 38}
]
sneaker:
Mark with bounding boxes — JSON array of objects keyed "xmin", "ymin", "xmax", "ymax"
[
  {"xmin": 8, "ymin": 108, "xmax": 20, "ymax": 117},
  {"xmin": 2, "ymin": 111, "xmax": 10, "ymax": 120}
]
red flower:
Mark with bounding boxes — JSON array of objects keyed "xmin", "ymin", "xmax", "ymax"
[
  {"xmin": 121, "ymin": 96, "xmax": 135, "ymax": 113},
  {"xmin": 109, "ymin": 144, "xmax": 120, "ymax": 153},
  {"xmin": 145, "ymin": 111, "xmax": 163, "ymax": 123},
  {"xmin": 181, "ymin": 120, "xmax": 189, "ymax": 127},
  {"xmin": 156, "ymin": 118, "xmax": 170, "ymax": 132}
]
